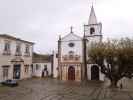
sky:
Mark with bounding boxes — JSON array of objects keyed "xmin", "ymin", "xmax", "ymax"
[{"xmin": 0, "ymin": 0, "xmax": 132, "ymax": 54}]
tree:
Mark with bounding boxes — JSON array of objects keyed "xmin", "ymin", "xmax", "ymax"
[{"xmin": 89, "ymin": 38, "xmax": 133, "ymax": 88}]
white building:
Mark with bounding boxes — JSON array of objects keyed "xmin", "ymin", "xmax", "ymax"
[
  {"xmin": 0, "ymin": 34, "xmax": 34, "ymax": 82},
  {"xmin": 58, "ymin": 29, "xmax": 83, "ymax": 81},
  {"xmin": 53, "ymin": 51, "xmax": 58, "ymax": 78},
  {"xmin": 84, "ymin": 6, "xmax": 104, "ymax": 81},
  {"xmin": 55, "ymin": 6, "xmax": 105, "ymax": 81},
  {"xmin": 32, "ymin": 53, "xmax": 52, "ymax": 77}
]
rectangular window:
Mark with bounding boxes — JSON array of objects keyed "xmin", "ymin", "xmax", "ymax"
[
  {"xmin": 25, "ymin": 44, "xmax": 30, "ymax": 56},
  {"xmin": 25, "ymin": 45, "xmax": 29, "ymax": 53},
  {"xmin": 15, "ymin": 43, "xmax": 21, "ymax": 56},
  {"xmin": 3, "ymin": 68, "xmax": 8, "ymax": 78},
  {"xmin": 69, "ymin": 55, "xmax": 74, "ymax": 60},
  {"xmin": 56, "ymin": 54, "xmax": 58, "ymax": 58},
  {"xmin": 75, "ymin": 55, "xmax": 80, "ymax": 61},
  {"xmin": 2, "ymin": 66, "xmax": 9, "ymax": 80},
  {"xmin": 3, "ymin": 41, "xmax": 11, "ymax": 55},
  {"xmin": 24, "ymin": 65, "xmax": 29, "ymax": 73},
  {"xmin": 5, "ymin": 43, "xmax": 10, "ymax": 51},
  {"xmin": 63, "ymin": 55, "xmax": 68, "ymax": 61},
  {"xmin": 36, "ymin": 64, "xmax": 40, "ymax": 70},
  {"xmin": 31, "ymin": 64, "xmax": 33, "ymax": 73},
  {"xmin": 44, "ymin": 65, "xmax": 47, "ymax": 70}
]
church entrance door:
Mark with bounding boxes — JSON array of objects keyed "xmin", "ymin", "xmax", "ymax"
[
  {"xmin": 91, "ymin": 65, "xmax": 99, "ymax": 80},
  {"xmin": 68, "ymin": 66, "xmax": 75, "ymax": 80}
]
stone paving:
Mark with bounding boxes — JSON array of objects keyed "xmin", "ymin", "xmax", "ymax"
[{"xmin": 0, "ymin": 78, "xmax": 133, "ymax": 100}]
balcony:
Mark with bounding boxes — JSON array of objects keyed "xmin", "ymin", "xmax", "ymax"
[
  {"xmin": 24, "ymin": 52, "xmax": 30, "ymax": 57},
  {"xmin": 62, "ymin": 55, "xmax": 80, "ymax": 62},
  {"xmin": 15, "ymin": 52, "xmax": 22, "ymax": 56},
  {"xmin": 3, "ymin": 51, "xmax": 11, "ymax": 56}
]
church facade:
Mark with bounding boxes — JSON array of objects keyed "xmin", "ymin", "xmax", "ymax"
[
  {"xmin": 57, "ymin": 6, "xmax": 104, "ymax": 81},
  {"xmin": 58, "ymin": 30, "xmax": 83, "ymax": 81}
]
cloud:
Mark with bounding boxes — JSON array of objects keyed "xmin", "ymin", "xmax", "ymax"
[{"xmin": 0, "ymin": 0, "xmax": 132, "ymax": 53}]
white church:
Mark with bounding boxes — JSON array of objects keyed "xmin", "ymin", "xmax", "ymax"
[{"xmin": 54, "ymin": 6, "xmax": 105, "ymax": 81}]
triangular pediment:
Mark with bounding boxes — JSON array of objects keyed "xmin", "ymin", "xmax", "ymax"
[{"xmin": 61, "ymin": 33, "xmax": 82, "ymax": 41}]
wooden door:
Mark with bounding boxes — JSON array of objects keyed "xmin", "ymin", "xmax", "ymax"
[
  {"xmin": 91, "ymin": 65, "xmax": 99, "ymax": 80},
  {"xmin": 68, "ymin": 66, "xmax": 75, "ymax": 80}
]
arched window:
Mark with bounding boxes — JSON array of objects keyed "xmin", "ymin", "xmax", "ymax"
[
  {"xmin": 90, "ymin": 27, "xmax": 95, "ymax": 35},
  {"xmin": 69, "ymin": 51, "xmax": 74, "ymax": 56},
  {"xmin": 69, "ymin": 51, "xmax": 74, "ymax": 60}
]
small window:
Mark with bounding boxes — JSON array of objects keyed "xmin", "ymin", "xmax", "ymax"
[
  {"xmin": 2, "ymin": 66, "xmax": 10, "ymax": 79},
  {"xmin": 3, "ymin": 68, "xmax": 8, "ymax": 78},
  {"xmin": 25, "ymin": 45, "xmax": 30, "ymax": 53},
  {"xmin": 15, "ymin": 43, "xmax": 21, "ymax": 56},
  {"xmin": 69, "ymin": 51, "xmax": 74, "ymax": 55},
  {"xmin": 56, "ymin": 54, "xmax": 58, "ymax": 58},
  {"xmin": 4, "ymin": 42, "xmax": 10, "ymax": 52},
  {"xmin": 24, "ymin": 65, "xmax": 29, "ymax": 73},
  {"xmin": 25, "ymin": 45, "xmax": 30, "ymax": 56},
  {"xmin": 90, "ymin": 27, "xmax": 95, "ymax": 35},
  {"xmin": 69, "ymin": 51, "xmax": 74, "ymax": 60},
  {"xmin": 63, "ymin": 55, "xmax": 68, "ymax": 61},
  {"xmin": 36, "ymin": 64, "xmax": 40, "ymax": 70},
  {"xmin": 44, "ymin": 65, "xmax": 47, "ymax": 71},
  {"xmin": 75, "ymin": 55, "xmax": 79, "ymax": 61},
  {"xmin": 3, "ymin": 41, "xmax": 11, "ymax": 55},
  {"xmin": 16, "ymin": 44, "xmax": 21, "ymax": 52}
]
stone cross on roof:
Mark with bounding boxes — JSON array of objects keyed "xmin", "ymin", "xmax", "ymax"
[
  {"xmin": 70, "ymin": 26, "xmax": 73, "ymax": 33},
  {"xmin": 89, "ymin": 0, "xmax": 96, "ymax": 6}
]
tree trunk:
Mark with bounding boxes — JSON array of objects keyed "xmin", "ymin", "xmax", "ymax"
[{"xmin": 110, "ymin": 80, "xmax": 118, "ymax": 88}]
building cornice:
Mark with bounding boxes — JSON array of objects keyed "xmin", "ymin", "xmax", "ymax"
[{"xmin": 0, "ymin": 34, "xmax": 34, "ymax": 45}]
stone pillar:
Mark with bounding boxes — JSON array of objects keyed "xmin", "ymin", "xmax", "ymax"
[
  {"xmin": 75, "ymin": 65, "xmax": 81, "ymax": 81},
  {"xmin": 58, "ymin": 35, "xmax": 61, "ymax": 80},
  {"xmin": 62, "ymin": 66, "xmax": 67, "ymax": 80},
  {"xmin": 87, "ymin": 64, "xmax": 92, "ymax": 80},
  {"xmin": 82, "ymin": 33, "xmax": 87, "ymax": 81}
]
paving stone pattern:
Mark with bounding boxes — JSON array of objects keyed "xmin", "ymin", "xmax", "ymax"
[{"xmin": 0, "ymin": 78, "xmax": 133, "ymax": 100}]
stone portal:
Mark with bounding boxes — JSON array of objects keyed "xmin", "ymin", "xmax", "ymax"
[{"xmin": 68, "ymin": 66, "xmax": 75, "ymax": 80}]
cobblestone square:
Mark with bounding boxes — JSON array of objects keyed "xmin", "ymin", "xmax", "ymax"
[{"xmin": 0, "ymin": 78, "xmax": 133, "ymax": 100}]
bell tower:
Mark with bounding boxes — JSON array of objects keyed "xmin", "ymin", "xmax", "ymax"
[
  {"xmin": 84, "ymin": 5, "xmax": 102, "ymax": 43},
  {"xmin": 83, "ymin": 5, "xmax": 103, "ymax": 80}
]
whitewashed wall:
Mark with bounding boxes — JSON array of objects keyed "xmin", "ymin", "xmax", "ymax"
[
  {"xmin": 61, "ymin": 33, "xmax": 83, "ymax": 62},
  {"xmin": 53, "ymin": 51, "xmax": 58, "ymax": 78},
  {"xmin": 84, "ymin": 24, "xmax": 102, "ymax": 37},
  {"xmin": 33, "ymin": 63, "xmax": 51, "ymax": 77},
  {"xmin": 87, "ymin": 64, "xmax": 104, "ymax": 81}
]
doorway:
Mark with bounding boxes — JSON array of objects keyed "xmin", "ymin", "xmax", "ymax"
[
  {"xmin": 13, "ymin": 64, "xmax": 21, "ymax": 79},
  {"xmin": 68, "ymin": 66, "xmax": 75, "ymax": 80},
  {"xmin": 91, "ymin": 65, "xmax": 99, "ymax": 80}
]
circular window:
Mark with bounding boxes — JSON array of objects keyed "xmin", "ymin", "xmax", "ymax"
[{"xmin": 68, "ymin": 43, "xmax": 75, "ymax": 47}]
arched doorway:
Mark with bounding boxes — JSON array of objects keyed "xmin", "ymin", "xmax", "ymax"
[
  {"xmin": 91, "ymin": 65, "xmax": 99, "ymax": 80},
  {"xmin": 68, "ymin": 66, "xmax": 75, "ymax": 80}
]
